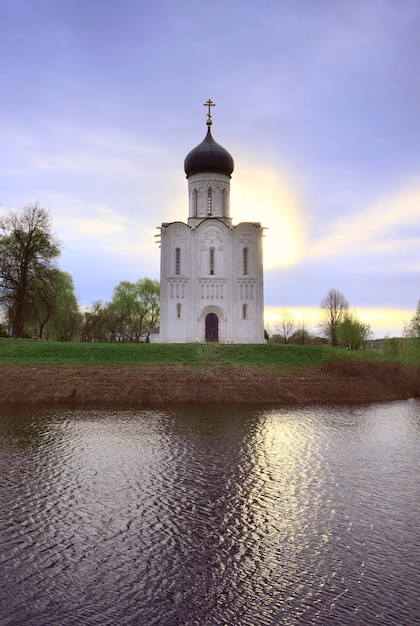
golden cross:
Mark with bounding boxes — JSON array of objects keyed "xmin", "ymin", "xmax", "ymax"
[{"xmin": 204, "ymin": 99, "xmax": 215, "ymax": 125}]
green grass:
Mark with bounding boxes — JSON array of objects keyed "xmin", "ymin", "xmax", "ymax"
[{"xmin": 0, "ymin": 339, "xmax": 338, "ymax": 367}]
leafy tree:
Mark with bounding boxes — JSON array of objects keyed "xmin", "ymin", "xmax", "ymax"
[
  {"xmin": 408, "ymin": 300, "xmax": 420, "ymax": 338},
  {"xmin": 25, "ymin": 273, "xmax": 58, "ymax": 337},
  {"xmin": 110, "ymin": 278, "xmax": 159, "ymax": 342},
  {"xmin": 337, "ymin": 312, "xmax": 373, "ymax": 350},
  {"xmin": 82, "ymin": 301, "xmax": 111, "ymax": 342},
  {"xmin": 319, "ymin": 288, "xmax": 349, "ymax": 346},
  {"xmin": 360, "ymin": 322, "xmax": 374, "ymax": 348},
  {"xmin": 0, "ymin": 203, "xmax": 60, "ymax": 337},
  {"xmin": 21, "ymin": 270, "xmax": 80, "ymax": 339},
  {"xmin": 43, "ymin": 271, "xmax": 82, "ymax": 341}
]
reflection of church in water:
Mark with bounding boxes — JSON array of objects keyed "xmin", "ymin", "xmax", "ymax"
[{"xmin": 158, "ymin": 101, "xmax": 265, "ymax": 343}]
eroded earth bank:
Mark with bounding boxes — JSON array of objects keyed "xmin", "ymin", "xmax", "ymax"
[{"xmin": 1, "ymin": 362, "xmax": 419, "ymax": 405}]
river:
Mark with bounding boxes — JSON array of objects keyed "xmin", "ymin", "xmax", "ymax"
[{"xmin": 1, "ymin": 400, "xmax": 419, "ymax": 625}]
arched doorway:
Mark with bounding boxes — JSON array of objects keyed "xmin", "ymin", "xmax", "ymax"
[{"xmin": 205, "ymin": 312, "xmax": 219, "ymax": 342}]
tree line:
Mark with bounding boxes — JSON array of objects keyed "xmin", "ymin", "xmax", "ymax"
[
  {"xmin": 81, "ymin": 278, "xmax": 159, "ymax": 343},
  {"xmin": 1, "ymin": 203, "xmax": 419, "ymax": 344},
  {"xmin": 271, "ymin": 290, "xmax": 420, "ymax": 350},
  {"xmin": 272, "ymin": 288, "xmax": 420, "ymax": 348},
  {"xmin": 0, "ymin": 203, "xmax": 159, "ymax": 341},
  {"xmin": 272, "ymin": 289, "xmax": 379, "ymax": 348}
]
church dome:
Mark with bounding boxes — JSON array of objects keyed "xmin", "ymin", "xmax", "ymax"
[{"xmin": 184, "ymin": 127, "xmax": 234, "ymax": 178}]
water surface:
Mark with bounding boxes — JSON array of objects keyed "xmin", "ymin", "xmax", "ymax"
[{"xmin": 1, "ymin": 400, "xmax": 419, "ymax": 625}]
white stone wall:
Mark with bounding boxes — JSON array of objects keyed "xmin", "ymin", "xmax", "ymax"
[{"xmin": 159, "ymin": 216, "xmax": 265, "ymax": 344}]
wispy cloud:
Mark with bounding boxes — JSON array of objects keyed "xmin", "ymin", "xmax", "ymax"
[
  {"xmin": 307, "ymin": 181, "xmax": 420, "ymax": 267},
  {"xmin": 55, "ymin": 203, "xmax": 127, "ymax": 237},
  {"xmin": 53, "ymin": 199, "xmax": 160, "ymax": 261},
  {"xmin": 4, "ymin": 123, "xmax": 164, "ymax": 175}
]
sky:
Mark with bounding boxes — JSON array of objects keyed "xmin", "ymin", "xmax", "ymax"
[{"xmin": 1, "ymin": 0, "xmax": 419, "ymax": 338}]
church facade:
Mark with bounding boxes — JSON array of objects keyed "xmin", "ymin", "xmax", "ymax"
[{"xmin": 158, "ymin": 101, "xmax": 265, "ymax": 343}]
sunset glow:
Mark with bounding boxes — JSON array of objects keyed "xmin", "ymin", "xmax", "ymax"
[
  {"xmin": 0, "ymin": 1, "xmax": 418, "ymax": 340},
  {"xmin": 264, "ymin": 306, "xmax": 411, "ymax": 339}
]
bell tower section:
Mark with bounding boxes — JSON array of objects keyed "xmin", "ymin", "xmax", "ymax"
[
  {"xmin": 184, "ymin": 100, "xmax": 233, "ymax": 228},
  {"xmin": 159, "ymin": 100, "xmax": 265, "ymax": 344}
]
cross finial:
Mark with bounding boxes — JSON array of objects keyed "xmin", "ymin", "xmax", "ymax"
[{"xmin": 204, "ymin": 99, "xmax": 215, "ymax": 126}]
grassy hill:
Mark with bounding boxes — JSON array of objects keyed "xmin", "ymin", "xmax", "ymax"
[
  {"xmin": 1, "ymin": 339, "xmax": 418, "ymax": 404},
  {"xmin": 0, "ymin": 338, "xmax": 388, "ymax": 367}
]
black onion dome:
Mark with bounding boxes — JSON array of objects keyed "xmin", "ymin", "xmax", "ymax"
[{"xmin": 184, "ymin": 128, "xmax": 234, "ymax": 177}]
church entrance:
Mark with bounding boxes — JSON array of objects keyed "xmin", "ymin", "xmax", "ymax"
[{"xmin": 205, "ymin": 313, "xmax": 219, "ymax": 342}]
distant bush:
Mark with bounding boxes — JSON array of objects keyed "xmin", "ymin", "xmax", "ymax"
[
  {"xmin": 382, "ymin": 337, "xmax": 420, "ymax": 363},
  {"xmin": 382, "ymin": 337, "xmax": 403, "ymax": 358},
  {"xmin": 268, "ymin": 334, "xmax": 284, "ymax": 344}
]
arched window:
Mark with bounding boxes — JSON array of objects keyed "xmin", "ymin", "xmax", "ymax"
[
  {"xmin": 243, "ymin": 247, "xmax": 248, "ymax": 275},
  {"xmin": 207, "ymin": 188, "xmax": 212, "ymax": 215},
  {"xmin": 175, "ymin": 248, "xmax": 181, "ymax": 275},
  {"xmin": 176, "ymin": 303, "xmax": 181, "ymax": 319},
  {"xmin": 209, "ymin": 247, "xmax": 215, "ymax": 275},
  {"xmin": 242, "ymin": 303, "xmax": 248, "ymax": 319}
]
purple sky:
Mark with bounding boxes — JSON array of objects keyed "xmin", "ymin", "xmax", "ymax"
[{"xmin": 1, "ymin": 0, "xmax": 419, "ymax": 336}]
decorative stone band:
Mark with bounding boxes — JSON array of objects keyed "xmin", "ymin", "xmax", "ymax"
[
  {"xmin": 237, "ymin": 279, "xmax": 257, "ymax": 300},
  {"xmin": 197, "ymin": 278, "xmax": 227, "ymax": 300},
  {"xmin": 166, "ymin": 279, "xmax": 188, "ymax": 299}
]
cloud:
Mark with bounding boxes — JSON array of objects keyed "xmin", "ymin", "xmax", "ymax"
[
  {"xmin": 56, "ymin": 203, "xmax": 127, "ymax": 237},
  {"xmin": 53, "ymin": 200, "xmax": 161, "ymax": 259},
  {"xmin": 307, "ymin": 181, "xmax": 420, "ymax": 269},
  {"xmin": 4, "ymin": 122, "xmax": 164, "ymax": 176}
]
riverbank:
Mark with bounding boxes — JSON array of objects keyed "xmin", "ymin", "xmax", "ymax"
[{"xmin": 1, "ymin": 362, "xmax": 418, "ymax": 404}]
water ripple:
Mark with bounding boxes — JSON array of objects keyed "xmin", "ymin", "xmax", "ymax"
[{"xmin": 0, "ymin": 401, "xmax": 419, "ymax": 625}]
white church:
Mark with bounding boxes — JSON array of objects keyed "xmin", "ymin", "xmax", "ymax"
[{"xmin": 157, "ymin": 101, "xmax": 265, "ymax": 344}]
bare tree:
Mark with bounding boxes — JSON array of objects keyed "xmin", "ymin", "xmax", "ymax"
[
  {"xmin": 273, "ymin": 311, "xmax": 295, "ymax": 344},
  {"xmin": 290, "ymin": 318, "xmax": 312, "ymax": 345},
  {"xmin": 319, "ymin": 288, "xmax": 349, "ymax": 346}
]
